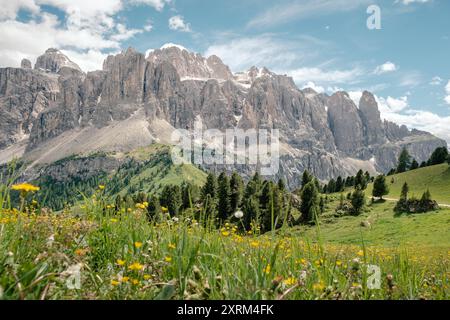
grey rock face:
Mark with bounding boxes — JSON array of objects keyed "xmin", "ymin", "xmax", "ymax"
[
  {"xmin": 21, "ymin": 59, "xmax": 32, "ymax": 69},
  {"xmin": 327, "ymin": 92, "xmax": 365, "ymax": 154},
  {"xmin": 147, "ymin": 45, "xmax": 233, "ymax": 80},
  {"xmin": 359, "ymin": 91, "xmax": 386, "ymax": 145},
  {"xmin": 0, "ymin": 67, "xmax": 59, "ymax": 149},
  {"xmin": 0, "ymin": 47, "xmax": 447, "ymax": 189},
  {"xmin": 34, "ymin": 48, "xmax": 82, "ymax": 73}
]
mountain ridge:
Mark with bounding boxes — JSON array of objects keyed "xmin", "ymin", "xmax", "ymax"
[{"xmin": 0, "ymin": 46, "xmax": 446, "ymax": 188}]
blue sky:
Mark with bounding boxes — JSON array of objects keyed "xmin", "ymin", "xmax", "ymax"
[{"xmin": 1, "ymin": 0, "xmax": 449, "ymax": 141}]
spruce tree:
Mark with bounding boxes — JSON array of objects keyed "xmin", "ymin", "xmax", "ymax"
[
  {"xmin": 301, "ymin": 170, "xmax": 313, "ymax": 190},
  {"xmin": 428, "ymin": 147, "xmax": 448, "ymax": 165},
  {"xmin": 400, "ymin": 182, "xmax": 409, "ymax": 200},
  {"xmin": 229, "ymin": 171, "xmax": 244, "ymax": 213},
  {"xmin": 410, "ymin": 159, "xmax": 419, "ymax": 170},
  {"xmin": 336, "ymin": 176, "xmax": 344, "ymax": 192},
  {"xmin": 217, "ymin": 172, "xmax": 231, "ymax": 222},
  {"xmin": 300, "ymin": 180, "xmax": 319, "ymax": 223},
  {"xmin": 351, "ymin": 187, "xmax": 365, "ymax": 215},
  {"xmin": 396, "ymin": 148, "xmax": 411, "ymax": 173},
  {"xmin": 355, "ymin": 170, "xmax": 366, "ymax": 190},
  {"xmin": 372, "ymin": 175, "xmax": 389, "ymax": 200},
  {"xmin": 160, "ymin": 185, "xmax": 182, "ymax": 216},
  {"xmin": 147, "ymin": 195, "xmax": 161, "ymax": 220},
  {"xmin": 201, "ymin": 172, "xmax": 217, "ymax": 202}
]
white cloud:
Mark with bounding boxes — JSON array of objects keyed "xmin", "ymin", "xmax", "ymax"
[
  {"xmin": 301, "ymin": 82, "xmax": 325, "ymax": 94},
  {"xmin": 445, "ymin": 80, "xmax": 450, "ymax": 105},
  {"xmin": 381, "ymin": 110, "xmax": 450, "ymax": 143},
  {"xmin": 144, "ymin": 21, "xmax": 153, "ymax": 32},
  {"xmin": 0, "ymin": 1, "xmax": 163, "ymax": 71},
  {"xmin": 430, "ymin": 76, "xmax": 442, "ymax": 85},
  {"xmin": 0, "ymin": 0, "xmax": 39, "ymax": 19},
  {"xmin": 129, "ymin": 0, "xmax": 171, "ymax": 11},
  {"xmin": 375, "ymin": 93, "xmax": 450, "ymax": 143},
  {"xmin": 374, "ymin": 61, "xmax": 397, "ymax": 75},
  {"xmin": 61, "ymin": 49, "xmax": 110, "ymax": 73},
  {"xmin": 396, "ymin": 0, "xmax": 431, "ymax": 5},
  {"xmin": 110, "ymin": 23, "xmax": 143, "ymax": 41},
  {"xmin": 288, "ymin": 67, "xmax": 362, "ymax": 85},
  {"xmin": 168, "ymin": 15, "xmax": 191, "ymax": 32},
  {"xmin": 376, "ymin": 95, "xmax": 409, "ymax": 113},
  {"xmin": 205, "ymin": 35, "xmax": 302, "ymax": 72},
  {"xmin": 247, "ymin": 0, "xmax": 371, "ymax": 29},
  {"xmin": 348, "ymin": 91, "xmax": 363, "ymax": 106}
]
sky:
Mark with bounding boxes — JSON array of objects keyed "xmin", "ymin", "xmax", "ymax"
[{"xmin": 1, "ymin": 0, "xmax": 449, "ymax": 142}]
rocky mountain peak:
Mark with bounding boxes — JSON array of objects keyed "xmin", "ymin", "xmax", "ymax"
[
  {"xmin": 147, "ymin": 44, "xmax": 233, "ymax": 81},
  {"xmin": 21, "ymin": 58, "xmax": 32, "ymax": 69},
  {"xmin": 34, "ymin": 48, "xmax": 82, "ymax": 73}
]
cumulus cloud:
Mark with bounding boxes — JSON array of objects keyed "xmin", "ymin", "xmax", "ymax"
[
  {"xmin": 371, "ymin": 93, "xmax": 450, "ymax": 143},
  {"xmin": 374, "ymin": 61, "xmax": 397, "ymax": 75},
  {"xmin": 0, "ymin": 1, "xmax": 162, "ymax": 71},
  {"xmin": 168, "ymin": 15, "xmax": 191, "ymax": 32},
  {"xmin": 301, "ymin": 81, "xmax": 325, "ymax": 94},
  {"xmin": 445, "ymin": 80, "xmax": 450, "ymax": 105},
  {"xmin": 430, "ymin": 76, "xmax": 442, "ymax": 85},
  {"xmin": 376, "ymin": 95, "xmax": 409, "ymax": 113}
]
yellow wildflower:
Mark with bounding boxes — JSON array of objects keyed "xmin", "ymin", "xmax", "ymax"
[
  {"xmin": 313, "ymin": 282, "xmax": 325, "ymax": 291},
  {"xmin": 117, "ymin": 259, "xmax": 126, "ymax": 266},
  {"xmin": 11, "ymin": 183, "xmax": 40, "ymax": 192},
  {"xmin": 168, "ymin": 243, "xmax": 176, "ymax": 250},
  {"xmin": 134, "ymin": 241, "xmax": 143, "ymax": 248},
  {"xmin": 165, "ymin": 256, "xmax": 172, "ymax": 263},
  {"xmin": 121, "ymin": 277, "xmax": 129, "ymax": 283},
  {"xmin": 283, "ymin": 277, "xmax": 297, "ymax": 286},
  {"xmin": 111, "ymin": 280, "xmax": 120, "ymax": 286},
  {"xmin": 98, "ymin": 185, "xmax": 105, "ymax": 190},
  {"xmin": 357, "ymin": 250, "xmax": 364, "ymax": 257},
  {"xmin": 128, "ymin": 262, "xmax": 144, "ymax": 271},
  {"xmin": 110, "ymin": 218, "xmax": 118, "ymax": 223},
  {"xmin": 250, "ymin": 241, "xmax": 260, "ymax": 248},
  {"xmin": 131, "ymin": 279, "xmax": 140, "ymax": 285},
  {"xmin": 221, "ymin": 231, "xmax": 230, "ymax": 237},
  {"xmin": 263, "ymin": 264, "xmax": 271, "ymax": 274},
  {"xmin": 143, "ymin": 274, "xmax": 151, "ymax": 280}
]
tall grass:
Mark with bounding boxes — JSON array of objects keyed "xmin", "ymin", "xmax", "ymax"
[{"xmin": 0, "ymin": 181, "xmax": 448, "ymax": 300}]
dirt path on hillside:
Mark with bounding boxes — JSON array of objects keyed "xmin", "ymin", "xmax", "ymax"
[{"xmin": 382, "ymin": 197, "xmax": 450, "ymax": 208}]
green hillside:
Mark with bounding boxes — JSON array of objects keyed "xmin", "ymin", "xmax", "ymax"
[
  {"xmin": 296, "ymin": 200, "xmax": 450, "ymax": 249},
  {"xmin": 366, "ymin": 163, "xmax": 450, "ymax": 205},
  {"xmin": 299, "ymin": 163, "xmax": 450, "ymax": 249}
]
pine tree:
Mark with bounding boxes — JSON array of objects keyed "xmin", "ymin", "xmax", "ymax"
[
  {"xmin": 410, "ymin": 159, "xmax": 419, "ymax": 170},
  {"xmin": 400, "ymin": 182, "xmax": 409, "ymax": 200},
  {"xmin": 372, "ymin": 175, "xmax": 389, "ymax": 200},
  {"xmin": 396, "ymin": 148, "xmax": 411, "ymax": 173},
  {"xmin": 201, "ymin": 172, "xmax": 217, "ymax": 202},
  {"xmin": 351, "ymin": 187, "xmax": 365, "ymax": 215},
  {"xmin": 147, "ymin": 195, "xmax": 161, "ymax": 220},
  {"xmin": 300, "ymin": 180, "xmax": 320, "ymax": 223},
  {"xmin": 355, "ymin": 169, "xmax": 367, "ymax": 190},
  {"xmin": 229, "ymin": 171, "xmax": 244, "ymax": 213},
  {"xmin": 327, "ymin": 179, "xmax": 336, "ymax": 193},
  {"xmin": 301, "ymin": 170, "xmax": 313, "ymax": 190},
  {"xmin": 428, "ymin": 147, "xmax": 449, "ymax": 165},
  {"xmin": 160, "ymin": 185, "xmax": 182, "ymax": 216},
  {"xmin": 243, "ymin": 195, "xmax": 260, "ymax": 231},
  {"xmin": 336, "ymin": 176, "xmax": 344, "ymax": 192},
  {"xmin": 217, "ymin": 172, "xmax": 231, "ymax": 222}
]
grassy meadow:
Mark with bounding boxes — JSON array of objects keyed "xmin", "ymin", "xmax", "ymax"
[{"xmin": 0, "ymin": 165, "xmax": 449, "ymax": 300}]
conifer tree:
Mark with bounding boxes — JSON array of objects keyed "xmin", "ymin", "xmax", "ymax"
[
  {"xmin": 217, "ymin": 172, "xmax": 231, "ymax": 222},
  {"xmin": 229, "ymin": 171, "xmax": 244, "ymax": 213},
  {"xmin": 300, "ymin": 180, "xmax": 320, "ymax": 223},
  {"xmin": 372, "ymin": 175, "xmax": 389, "ymax": 200}
]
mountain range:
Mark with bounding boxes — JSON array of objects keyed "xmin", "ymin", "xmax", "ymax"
[{"xmin": 0, "ymin": 45, "xmax": 446, "ymax": 188}]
